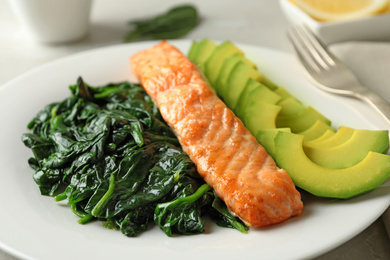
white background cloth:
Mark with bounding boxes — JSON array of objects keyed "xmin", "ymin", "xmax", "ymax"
[{"xmin": 1, "ymin": 0, "xmax": 390, "ymax": 259}]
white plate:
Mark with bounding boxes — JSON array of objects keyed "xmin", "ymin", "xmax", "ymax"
[{"xmin": 0, "ymin": 40, "xmax": 389, "ymax": 260}]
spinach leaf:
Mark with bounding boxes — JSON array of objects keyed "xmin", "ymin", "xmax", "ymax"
[
  {"xmin": 208, "ymin": 192, "xmax": 249, "ymax": 234},
  {"xmin": 124, "ymin": 5, "xmax": 199, "ymax": 42},
  {"xmin": 154, "ymin": 184, "xmax": 211, "ymax": 236},
  {"xmin": 22, "ymin": 77, "xmax": 247, "ymax": 237},
  {"xmin": 118, "ymin": 204, "xmax": 155, "ymax": 236}
]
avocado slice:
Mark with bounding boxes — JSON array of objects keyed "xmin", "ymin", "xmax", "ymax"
[
  {"xmin": 276, "ymin": 106, "xmax": 331, "ymax": 133},
  {"xmin": 190, "ymin": 39, "xmax": 217, "ymax": 69},
  {"xmin": 260, "ymin": 76, "xmax": 279, "ymax": 91},
  {"xmin": 255, "ymin": 128, "xmax": 291, "ymax": 157},
  {"xmin": 214, "ymin": 53, "xmax": 256, "ymax": 92},
  {"xmin": 235, "ymin": 78, "xmax": 282, "ymax": 117},
  {"xmin": 221, "ymin": 61, "xmax": 264, "ymax": 110},
  {"xmin": 273, "ymin": 132, "xmax": 390, "ymax": 199},
  {"xmin": 303, "ymin": 129, "xmax": 336, "ymax": 146},
  {"xmin": 304, "ymin": 126, "xmax": 354, "ymax": 148},
  {"xmin": 242, "ymin": 102, "xmax": 281, "ymax": 134},
  {"xmin": 298, "ymin": 120, "xmax": 336, "ymax": 142},
  {"xmin": 187, "ymin": 41, "xmax": 200, "ymax": 61},
  {"xmin": 234, "ymin": 78, "xmax": 260, "ymax": 117},
  {"xmin": 274, "ymin": 87, "xmax": 293, "ymax": 100},
  {"xmin": 303, "ymin": 128, "xmax": 389, "ymax": 169},
  {"xmin": 204, "ymin": 41, "xmax": 244, "ymax": 86},
  {"xmin": 277, "ymin": 97, "xmax": 305, "ymax": 117}
]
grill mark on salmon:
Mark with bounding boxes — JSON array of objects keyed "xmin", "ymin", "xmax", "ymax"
[{"xmin": 130, "ymin": 40, "xmax": 303, "ymax": 227}]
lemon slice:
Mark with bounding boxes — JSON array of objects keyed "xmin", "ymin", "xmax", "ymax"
[{"xmin": 294, "ymin": 0, "xmax": 390, "ymax": 22}]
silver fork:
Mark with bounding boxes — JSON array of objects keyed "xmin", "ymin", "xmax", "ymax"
[{"xmin": 287, "ymin": 25, "xmax": 390, "ymax": 125}]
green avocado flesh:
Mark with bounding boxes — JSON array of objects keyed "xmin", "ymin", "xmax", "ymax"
[
  {"xmin": 273, "ymin": 132, "xmax": 390, "ymax": 199},
  {"xmin": 276, "ymin": 106, "xmax": 331, "ymax": 133},
  {"xmin": 243, "ymin": 102, "xmax": 281, "ymax": 132},
  {"xmin": 298, "ymin": 120, "xmax": 336, "ymax": 142},
  {"xmin": 215, "ymin": 53, "xmax": 256, "ymax": 93},
  {"xmin": 255, "ymin": 128, "xmax": 291, "ymax": 157},
  {"xmin": 277, "ymin": 97, "xmax": 305, "ymax": 117},
  {"xmin": 235, "ymin": 78, "xmax": 281, "ymax": 117},
  {"xmin": 204, "ymin": 41, "xmax": 244, "ymax": 86},
  {"xmin": 222, "ymin": 61, "xmax": 263, "ymax": 110},
  {"xmin": 303, "ymin": 127, "xmax": 389, "ymax": 169},
  {"xmin": 188, "ymin": 38, "xmax": 216, "ymax": 70},
  {"xmin": 304, "ymin": 126, "xmax": 354, "ymax": 148}
]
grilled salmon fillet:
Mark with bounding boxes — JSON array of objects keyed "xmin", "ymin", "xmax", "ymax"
[{"xmin": 130, "ymin": 41, "xmax": 303, "ymax": 227}]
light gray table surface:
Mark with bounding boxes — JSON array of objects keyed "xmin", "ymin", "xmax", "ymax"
[{"xmin": 1, "ymin": 0, "xmax": 389, "ymax": 259}]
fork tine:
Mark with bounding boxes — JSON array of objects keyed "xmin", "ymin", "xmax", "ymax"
[
  {"xmin": 299, "ymin": 25, "xmax": 336, "ymax": 67},
  {"xmin": 293, "ymin": 26, "xmax": 331, "ymax": 70},
  {"xmin": 287, "ymin": 26, "xmax": 321, "ymax": 73}
]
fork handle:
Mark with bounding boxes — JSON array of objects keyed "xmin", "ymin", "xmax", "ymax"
[{"xmin": 354, "ymin": 88, "xmax": 390, "ymax": 126}]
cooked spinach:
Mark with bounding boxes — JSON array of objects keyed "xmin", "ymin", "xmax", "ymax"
[
  {"xmin": 22, "ymin": 77, "xmax": 247, "ymax": 237},
  {"xmin": 124, "ymin": 5, "xmax": 199, "ymax": 42}
]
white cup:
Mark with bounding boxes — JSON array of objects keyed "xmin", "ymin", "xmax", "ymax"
[{"xmin": 8, "ymin": 0, "xmax": 93, "ymax": 44}]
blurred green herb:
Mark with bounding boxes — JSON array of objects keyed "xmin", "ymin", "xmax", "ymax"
[
  {"xmin": 22, "ymin": 77, "xmax": 247, "ymax": 237},
  {"xmin": 124, "ymin": 5, "xmax": 199, "ymax": 42}
]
